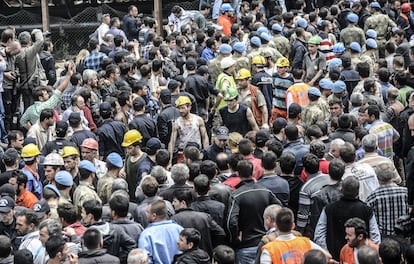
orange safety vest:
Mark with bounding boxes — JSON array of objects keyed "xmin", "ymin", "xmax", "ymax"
[
  {"xmin": 262, "ymin": 236, "xmax": 312, "ymax": 264},
  {"xmin": 286, "ymin": 83, "xmax": 309, "ymax": 107}
]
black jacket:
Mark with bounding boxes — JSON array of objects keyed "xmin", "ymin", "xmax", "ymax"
[
  {"xmin": 97, "ymin": 119, "xmax": 127, "ymax": 159},
  {"xmin": 203, "ymin": 143, "xmax": 231, "ymax": 163},
  {"xmin": 172, "ymin": 208, "xmax": 226, "ymax": 256},
  {"xmin": 129, "ymin": 114, "xmax": 158, "ymax": 147},
  {"xmin": 78, "ymin": 249, "xmax": 120, "ymax": 264},
  {"xmin": 173, "ymin": 248, "xmax": 211, "ymax": 264},
  {"xmin": 157, "ymin": 104, "xmax": 180, "ymax": 145},
  {"xmin": 227, "ymin": 179, "xmax": 281, "ymax": 249},
  {"xmin": 191, "ymin": 196, "xmax": 226, "ymax": 228}
]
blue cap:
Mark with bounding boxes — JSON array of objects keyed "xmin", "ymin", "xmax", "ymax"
[
  {"xmin": 260, "ymin": 32, "xmax": 271, "ymax": 42},
  {"xmin": 106, "ymin": 152, "xmax": 123, "ymax": 168},
  {"xmin": 79, "ymin": 160, "xmax": 96, "ymax": 173},
  {"xmin": 332, "ymin": 80, "xmax": 346, "ymax": 93},
  {"xmin": 257, "ymin": 26, "xmax": 268, "ymax": 36},
  {"xmin": 347, "ymin": 13, "xmax": 359, "ymax": 23},
  {"xmin": 370, "ymin": 1, "xmax": 381, "ymax": 8},
  {"xmin": 44, "ymin": 184, "xmax": 61, "ymax": 197},
  {"xmin": 366, "ymin": 29, "xmax": 377, "ymax": 39},
  {"xmin": 233, "ymin": 42, "xmax": 246, "ymax": 53},
  {"xmin": 272, "ymin": 23, "xmax": 282, "ymax": 32},
  {"xmin": 219, "ymin": 44, "xmax": 232, "ymax": 54},
  {"xmin": 297, "ymin": 17, "xmax": 308, "ymax": 28},
  {"xmin": 349, "ymin": 42, "xmax": 361, "ymax": 53},
  {"xmin": 333, "ymin": 42, "xmax": 345, "ymax": 53},
  {"xmin": 328, "ymin": 58, "xmax": 342, "ymax": 69},
  {"xmin": 55, "ymin": 171, "xmax": 74, "ymax": 187},
  {"xmin": 366, "ymin": 38, "xmax": 378, "ymax": 49},
  {"xmin": 250, "ymin": 36, "xmax": 261, "ymax": 47},
  {"xmin": 308, "ymin": 87, "xmax": 321, "ymax": 97},
  {"xmin": 221, "ymin": 3, "xmax": 233, "ymax": 12},
  {"xmin": 319, "ymin": 78, "xmax": 334, "ymax": 90}
]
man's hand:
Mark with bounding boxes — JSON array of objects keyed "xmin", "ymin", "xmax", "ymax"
[{"xmin": 3, "ymin": 72, "xmax": 16, "ymax": 81}]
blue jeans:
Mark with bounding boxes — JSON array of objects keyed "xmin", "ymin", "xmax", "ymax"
[{"xmin": 237, "ymin": 246, "xmax": 258, "ymax": 264}]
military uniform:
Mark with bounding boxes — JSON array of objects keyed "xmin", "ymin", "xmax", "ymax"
[
  {"xmin": 73, "ymin": 181, "xmax": 102, "ymax": 215},
  {"xmin": 209, "ymin": 55, "xmax": 224, "ymax": 85},
  {"xmin": 302, "ymin": 101, "xmax": 325, "ymax": 127},
  {"xmin": 364, "ymin": 13, "xmax": 396, "ymax": 57},
  {"xmin": 270, "ymin": 34, "xmax": 290, "ymax": 58},
  {"xmin": 340, "ymin": 25, "xmax": 366, "ymax": 48},
  {"xmin": 259, "ymin": 45, "xmax": 283, "ymax": 61},
  {"xmin": 318, "ymin": 96, "xmax": 330, "ymax": 119},
  {"xmin": 233, "ymin": 53, "xmax": 251, "ymax": 73},
  {"xmin": 360, "ymin": 54, "xmax": 375, "ymax": 76},
  {"xmin": 350, "ymin": 53, "xmax": 363, "ymax": 70}
]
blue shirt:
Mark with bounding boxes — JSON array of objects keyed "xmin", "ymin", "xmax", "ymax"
[
  {"xmin": 138, "ymin": 220, "xmax": 183, "ymax": 264},
  {"xmin": 22, "ymin": 167, "xmax": 42, "ymax": 200},
  {"xmin": 84, "ymin": 50, "xmax": 107, "ymax": 72},
  {"xmin": 201, "ymin": 47, "xmax": 216, "ymax": 62}
]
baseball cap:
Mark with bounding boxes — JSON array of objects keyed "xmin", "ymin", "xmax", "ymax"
[
  {"xmin": 0, "ymin": 183, "xmax": 16, "ymax": 198},
  {"xmin": 33, "ymin": 200, "xmax": 50, "ymax": 219},
  {"xmin": 308, "ymin": 87, "xmax": 322, "ymax": 97},
  {"xmin": 68, "ymin": 112, "xmax": 81, "ymax": 124},
  {"xmin": 273, "ymin": 118, "xmax": 288, "ymax": 132},
  {"xmin": 146, "ymin": 138, "xmax": 163, "ymax": 150},
  {"xmin": 55, "ymin": 170, "xmax": 74, "ymax": 187},
  {"xmin": 99, "ymin": 101, "xmax": 112, "ymax": 115},
  {"xmin": 256, "ymin": 130, "xmax": 270, "ymax": 146},
  {"xmin": 197, "ymin": 65, "xmax": 210, "ymax": 75},
  {"xmin": 216, "ymin": 126, "xmax": 229, "ymax": 140},
  {"xmin": 79, "ymin": 160, "xmax": 96, "ymax": 173},
  {"xmin": 106, "ymin": 153, "xmax": 123, "ymax": 168},
  {"xmin": 0, "ymin": 196, "xmax": 15, "ymax": 213}
]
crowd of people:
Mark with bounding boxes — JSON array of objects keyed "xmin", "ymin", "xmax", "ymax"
[{"xmin": 2, "ymin": 0, "xmax": 414, "ymax": 263}]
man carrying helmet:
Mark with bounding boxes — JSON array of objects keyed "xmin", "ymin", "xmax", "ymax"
[
  {"xmin": 236, "ymin": 68, "xmax": 268, "ymax": 128},
  {"xmin": 80, "ymin": 138, "xmax": 107, "ymax": 179},
  {"xmin": 251, "ymin": 55, "xmax": 273, "ymax": 129},
  {"xmin": 120, "ymin": 129, "xmax": 147, "ymax": 202},
  {"xmin": 43, "ymin": 153, "xmax": 64, "ymax": 186},
  {"xmin": 303, "ymin": 36, "xmax": 326, "ymax": 87},
  {"xmin": 169, "ymin": 96, "xmax": 209, "ymax": 165},
  {"xmin": 219, "ymin": 88, "xmax": 259, "ymax": 136},
  {"xmin": 21, "ymin": 143, "xmax": 42, "ymax": 200}
]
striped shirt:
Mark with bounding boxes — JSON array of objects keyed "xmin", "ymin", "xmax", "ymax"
[
  {"xmin": 272, "ymin": 73, "xmax": 294, "ymax": 111},
  {"xmin": 369, "ymin": 120, "xmax": 400, "ymax": 159},
  {"xmin": 366, "ymin": 184, "xmax": 408, "ymax": 236}
]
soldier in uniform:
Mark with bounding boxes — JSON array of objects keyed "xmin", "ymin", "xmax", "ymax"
[
  {"xmin": 318, "ymin": 78, "xmax": 333, "ymax": 119},
  {"xmin": 247, "ymin": 37, "xmax": 262, "ymax": 69},
  {"xmin": 258, "ymin": 32, "xmax": 283, "ymax": 61},
  {"xmin": 362, "ymin": 39, "xmax": 378, "ymax": 76},
  {"xmin": 209, "ymin": 44, "xmax": 233, "ymax": 85},
  {"xmin": 302, "ymin": 87, "xmax": 326, "ymax": 127},
  {"xmin": 349, "ymin": 42, "xmax": 363, "ymax": 70},
  {"xmin": 364, "ymin": 1, "xmax": 396, "ymax": 58},
  {"xmin": 232, "ymin": 42, "xmax": 250, "ymax": 73},
  {"xmin": 340, "ymin": 13, "xmax": 366, "ymax": 48},
  {"xmin": 270, "ymin": 23, "xmax": 290, "ymax": 59}
]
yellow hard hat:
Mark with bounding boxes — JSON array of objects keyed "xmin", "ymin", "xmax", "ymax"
[
  {"xmin": 175, "ymin": 96, "xmax": 192, "ymax": 107},
  {"xmin": 21, "ymin": 143, "xmax": 41, "ymax": 158},
  {"xmin": 236, "ymin": 68, "xmax": 252, "ymax": 80},
  {"xmin": 61, "ymin": 146, "xmax": 80, "ymax": 158},
  {"xmin": 122, "ymin": 129, "xmax": 143, "ymax": 147},
  {"xmin": 276, "ymin": 57, "xmax": 290, "ymax": 67},
  {"xmin": 252, "ymin": 55, "xmax": 266, "ymax": 66}
]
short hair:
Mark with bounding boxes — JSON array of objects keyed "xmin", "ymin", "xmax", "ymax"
[
  {"xmin": 183, "ymin": 146, "xmax": 201, "ymax": 161},
  {"xmin": 39, "ymin": 218, "xmax": 62, "ymax": 237},
  {"xmin": 279, "ymin": 151, "xmax": 296, "ymax": 174},
  {"xmin": 19, "ymin": 210, "xmax": 39, "ymax": 227},
  {"xmin": 307, "ymin": 125, "xmax": 323, "ymax": 139},
  {"xmin": 303, "ymin": 249, "xmax": 327, "ymax": 264},
  {"xmin": 356, "ymin": 62, "xmax": 370, "ymax": 78},
  {"xmin": 310, "ymin": 140, "xmax": 326, "ymax": 159},
  {"xmin": 375, "ymin": 163, "xmax": 394, "ymax": 182},
  {"xmin": 261, "ymin": 151, "xmax": 278, "ymax": 170},
  {"xmin": 276, "ymin": 207, "xmax": 294, "ymax": 232},
  {"xmin": 344, "ymin": 217, "xmax": 368, "ymax": 238},
  {"xmin": 82, "ymin": 69, "xmax": 97, "ymax": 84},
  {"xmin": 339, "ymin": 142, "xmax": 356, "ymax": 163},
  {"xmin": 173, "ymin": 189, "xmax": 193, "ymax": 206},
  {"xmin": 109, "ymin": 194, "xmax": 129, "ymax": 217},
  {"xmin": 57, "ymin": 203, "xmax": 77, "ymax": 224},
  {"xmin": 83, "ymin": 200, "xmax": 102, "ymax": 221},
  {"xmin": 212, "ymin": 245, "xmax": 235, "ymax": 264},
  {"xmin": 362, "ymin": 134, "xmax": 377, "ymax": 153},
  {"xmin": 149, "ymin": 200, "xmax": 168, "ymax": 219},
  {"xmin": 45, "ymin": 235, "xmax": 66, "ymax": 258},
  {"xmin": 155, "ymin": 149, "xmax": 170, "ymax": 167},
  {"xmin": 285, "ymin": 125, "xmax": 299, "ymax": 141},
  {"xmin": 14, "ymin": 248, "xmax": 33, "ymax": 264},
  {"xmin": 180, "ymin": 228, "xmax": 201, "ymax": 248},
  {"xmin": 366, "ymin": 104, "xmax": 380, "ymax": 120},
  {"xmin": 406, "ymin": 244, "xmax": 414, "ymax": 264},
  {"xmin": 263, "ymin": 204, "xmax": 282, "ymax": 223},
  {"xmin": 0, "ymin": 235, "xmax": 11, "ymax": 258},
  {"xmin": 303, "ymin": 153, "xmax": 319, "ymax": 174},
  {"xmin": 112, "ymin": 178, "xmax": 129, "ymax": 193},
  {"xmin": 266, "ymin": 140, "xmax": 284, "ymax": 159},
  {"xmin": 342, "ymin": 176, "xmax": 359, "ymax": 198},
  {"xmin": 141, "ymin": 176, "xmax": 159, "ymax": 197},
  {"xmin": 200, "ymin": 160, "xmax": 218, "ymax": 180},
  {"xmin": 150, "ymin": 166, "xmax": 167, "ymax": 184},
  {"xmin": 83, "ymin": 228, "xmax": 102, "ymax": 250},
  {"xmin": 379, "ymin": 238, "xmax": 401, "ymax": 264},
  {"xmin": 338, "ymin": 114, "xmax": 352, "ymax": 129},
  {"xmin": 328, "ymin": 159, "xmax": 345, "ymax": 181},
  {"xmin": 171, "ymin": 164, "xmax": 189, "ymax": 184},
  {"xmin": 127, "ymin": 248, "xmax": 149, "ymax": 264},
  {"xmin": 238, "ymin": 139, "xmax": 253, "ymax": 155},
  {"xmin": 193, "ymin": 174, "xmax": 210, "ymax": 195},
  {"xmin": 237, "ymin": 160, "xmax": 253, "ymax": 179},
  {"xmin": 40, "ymin": 108, "xmax": 54, "ymax": 122},
  {"xmin": 228, "ymin": 153, "xmax": 244, "ymax": 171}
]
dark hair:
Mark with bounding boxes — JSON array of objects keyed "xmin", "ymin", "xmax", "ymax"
[
  {"xmin": 212, "ymin": 245, "xmax": 235, "ymax": 264},
  {"xmin": 180, "ymin": 228, "xmax": 201, "ymax": 248},
  {"xmin": 238, "ymin": 139, "xmax": 253, "ymax": 155},
  {"xmin": 276, "ymin": 208, "xmax": 294, "ymax": 232},
  {"xmin": 173, "ymin": 189, "xmax": 193, "ymax": 206},
  {"xmin": 261, "ymin": 151, "xmax": 277, "ymax": 170},
  {"xmin": 216, "ymin": 154, "xmax": 229, "ymax": 171},
  {"xmin": 14, "ymin": 249, "xmax": 33, "ymax": 264},
  {"xmin": 193, "ymin": 174, "xmax": 209, "ymax": 195},
  {"xmin": 109, "ymin": 194, "xmax": 129, "ymax": 218},
  {"xmin": 339, "ymin": 142, "xmax": 356, "ymax": 163},
  {"xmin": 19, "ymin": 210, "xmax": 39, "ymax": 227},
  {"xmin": 141, "ymin": 176, "xmax": 159, "ymax": 197},
  {"xmin": 83, "ymin": 200, "xmax": 102, "ymax": 221},
  {"xmin": 83, "ymin": 228, "xmax": 102, "ymax": 250},
  {"xmin": 285, "ymin": 125, "xmax": 299, "ymax": 141},
  {"xmin": 57, "ymin": 203, "xmax": 77, "ymax": 224},
  {"xmin": 149, "ymin": 200, "xmax": 168, "ymax": 219},
  {"xmin": 266, "ymin": 140, "xmax": 283, "ymax": 159},
  {"xmin": 79, "ymin": 168, "xmax": 93, "ymax": 181},
  {"xmin": 0, "ymin": 235, "xmax": 11, "ymax": 258},
  {"xmin": 17, "ymin": 171, "xmax": 28, "ymax": 187},
  {"xmin": 279, "ymin": 151, "xmax": 296, "ymax": 174},
  {"xmin": 228, "ymin": 153, "xmax": 244, "ymax": 172},
  {"xmin": 344, "ymin": 217, "xmax": 368, "ymax": 238},
  {"xmin": 155, "ymin": 149, "xmax": 170, "ymax": 167},
  {"xmin": 379, "ymin": 238, "xmax": 401, "ymax": 264},
  {"xmin": 328, "ymin": 159, "xmax": 345, "ymax": 181},
  {"xmin": 307, "ymin": 125, "xmax": 323, "ymax": 139},
  {"xmin": 40, "ymin": 108, "xmax": 54, "ymax": 122},
  {"xmin": 302, "ymin": 153, "xmax": 319, "ymax": 174},
  {"xmin": 237, "ymin": 160, "xmax": 253, "ymax": 179},
  {"xmin": 358, "ymin": 246, "xmax": 380, "ymax": 264},
  {"xmin": 183, "ymin": 146, "xmax": 201, "ymax": 162},
  {"xmin": 45, "ymin": 235, "xmax": 66, "ymax": 258},
  {"xmin": 200, "ymin": 160, "xmax": 217, "ymax": 180},
  {"xmin": 188, "ymin": 162, "xmax": 200, "ymax": 182},
  {"xmin": 338, "ymin": 114, "xmax": 352, "ymax": 129},
  {"xmin": 303, "ymin": 249, "xmax": 327, "ymax": 264},
  {"xmin": 356, "ymin": 62, "xmax": 370, "ymax": 78},
  {"xmin": 366, "ymin": 104, "xmax": 380, "ymax": 120}
]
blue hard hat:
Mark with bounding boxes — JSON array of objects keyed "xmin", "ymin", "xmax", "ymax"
[{"xmin": 333, "ymin": 42, "xmax": 345, "ymax": 54}]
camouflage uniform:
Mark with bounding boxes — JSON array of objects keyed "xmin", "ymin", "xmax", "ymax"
[
  {"xmin": 247, "ymin": 48, "xmax": 262, "ymax": 70},
  {"xmin": 340, "ymin": 25, "xmax": 366, "ymax": 48},
  {"xmin": 233, "ymin": 53, "xmax": 251, "ymax": 73},
  {"xmin": 270, "ymin": 34, "xmax": 291, "ymax": 58},
  {"xmin": 364, "ymin": 13, "xmax": 396, "ymax": 58},
  {"xmin": 209, "ymin": 55, "xmax": 225, "ymax": 85},
  {"xmin": 318, "ymin": 96, "xmax": 330, "ymax": 119},
  {"xmin": 259, "ymin": 44, "xmax": 283, "ymax": 61},
  {"xmin": 360, "ymin": 54, "xmax": 375, "ymax": 76},
  {"xmin": 302, "ymin": 101, "xmax": 325, "ymax": 127},
  {"xmin": 73, "ymin": 181, "xmax": 102, "ymax": 215},
  {"xmin": 350, "ymin": 54, "xmax": 363, "ymax": 70}
]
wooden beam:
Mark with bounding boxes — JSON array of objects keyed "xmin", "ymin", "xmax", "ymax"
[
  {"xmin": 154, "ymin": 0, "xmax": 162, "ymax": 34},
  {"xmin": 41, "ymin": 0, "xmax": 50, "ymax": 31}
]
